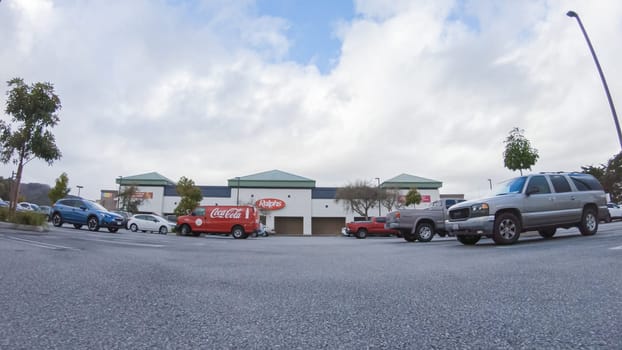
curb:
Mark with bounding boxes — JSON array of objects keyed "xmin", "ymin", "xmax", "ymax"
[{"xmin": 0, "ymin": 221, "xmax": 49, "ymax": 233}]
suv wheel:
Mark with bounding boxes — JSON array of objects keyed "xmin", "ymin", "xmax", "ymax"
[
  {"xmin": 355, "ymin": 229, "xmax": 368, "ymax": 239},
  {"xmin": 579, "ymin": 207, "xmax": 598, "ymax": 236},
  {"xmin": 492, "ymin": 212, "xmax": 521, "ymax": 245},
  {"xmin": 538, "ymin": 228, "xmax": 556, "ymax": 239},
  {"xmin": 52, "ymin": 213, "xmax": 63, "ymax": 227},
  {"xmin": 87, "ymin": 216, "xmax": 100, "ymax": 232},
  {"xmin": 403, "ymin": 231, "xmax": 417, "ymax": 242},
  {"xmin": 457, "ymin": 235, "xmax": 480, "ymax": 245},
  {"xmin": 415, "ymin": 223, "xmax": 434, "ymax": 242}
]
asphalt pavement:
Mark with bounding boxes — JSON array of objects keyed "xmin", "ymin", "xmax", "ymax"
[{"xmin": 1, "ymin": 223, "xmax": 621, "ymax": 349}]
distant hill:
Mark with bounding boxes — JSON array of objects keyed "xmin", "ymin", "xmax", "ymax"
[{"xmin": 19, "ymin": 183, "xmax": 52, "ymax": 205}]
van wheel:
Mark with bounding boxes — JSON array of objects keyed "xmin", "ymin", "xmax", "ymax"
[
  {"xmin": 492, "ymin": 212, "xmax": 521, "ymax": 245},
  {"xmin": 538, "ymin": 228, "xmax": 556, "ymax": 239},
  {"xmin": 579, "ymin": 207, "xmax": 598, "ymax": 236},
  {"xmin": 179, "ymin": 224, "xmax": 191, "ymax": 236},
  {"xmin": 415, "ymin": 223, "xmax": 434, "ymax": 242},
  {"xmin": 355, "ymin": 229, "xmax": 368, "ymax": 239},
  {"xmin": 457, "ymin": 235, "xmax": 480, "ymax": 245},
  {"xmin": 231, "ymin": 226, "xmax": 246, "ymax": 239}
]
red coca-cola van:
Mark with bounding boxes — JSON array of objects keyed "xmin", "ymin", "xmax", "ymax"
[{"xmin": 176, "ymin": 205, "xmax": 260, "ymax": 239}]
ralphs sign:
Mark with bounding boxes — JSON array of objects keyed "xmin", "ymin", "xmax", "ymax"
[{"xmin": 255, "ymin": 198, "xmax": 286, "ymax": 210}]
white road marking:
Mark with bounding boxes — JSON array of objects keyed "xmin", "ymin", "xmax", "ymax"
[
  {"xmin": 71, "ymin": 237, "xmax": 164, "ymax": 247},
  {"xmin": 0, "ymin": 235, "xmax": 80, "ymax": 251},
  {"xmin": 611, "ymin": 245, "xmax": 622, "ymax": 250}
]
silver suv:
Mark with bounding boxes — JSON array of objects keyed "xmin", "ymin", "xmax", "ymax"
[{"xmin": 446, "ymin": 172, "xmax": 607, "ymax": 245}]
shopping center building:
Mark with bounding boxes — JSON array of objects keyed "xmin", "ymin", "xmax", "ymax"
[{"xmin": 101, "ymin": 170, "xmax": 455, "ymax": 236}]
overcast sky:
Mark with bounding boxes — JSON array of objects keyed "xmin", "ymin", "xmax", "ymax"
[{"xmin": 1, "ymin": 0, "xmax": 621, "ymax": 201}]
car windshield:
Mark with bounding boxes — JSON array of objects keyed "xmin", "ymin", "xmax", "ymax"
[
  {"xmin": 89, "ymin": 201, "xmax": 108, "ymax": 211},
  {"xmin": 494, "ymin": 176, "xmax": 527, "ymax": 195}
]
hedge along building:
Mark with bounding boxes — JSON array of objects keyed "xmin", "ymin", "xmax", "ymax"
[{"xmin": 108, "ymin": 170, "xmax": 446, "ymax": 235}]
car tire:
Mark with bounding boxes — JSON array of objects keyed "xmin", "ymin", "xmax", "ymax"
[
  {"xmin": 415, "ymin": 223, "xmax": 434, "ymax": 242},
  {"xmin": 159, "ymin": 226, "xmax": 168, "ymax": 235},
  {"xmin": 538, "ymin": 228, "xmax": 556, "ymax": 239},
  {"xmin": 73, "ymin": 224, "xmax": 82, "ymax": 229},
  {"xmin": 579, "ymin": 207, "xmax": 598, "ymax": 236},
  {"xmin": 492, "ymin": 212, "xmax": 521, "ymax": 245},
  {"xmin": 52, "ymin": 213, "xmax": 63, "ymax": 227},
  {"xmin": 403, "ymin": 232, "xmax": 417, "ymax": 242},
  {"xmin": 108, "ymin": 227, "xmax": 119, "ymax": 233},
  {"xmin": 130, "ymin": 223, "xmax": 138, "ymax": 232},
  {"xmin": 457, "ymin": 235, "xmax": 481, "ymax": 245},
  {"xmin": 87, "ymin": 216, "xmax": 100, "ymax": 232},
  {"xmin": 231, "ymin": 226, "xmax": 246, "ymax": 239},
  {"xmin": 355, "ymin": 229, "xmax": 368, "ymax": 239}
]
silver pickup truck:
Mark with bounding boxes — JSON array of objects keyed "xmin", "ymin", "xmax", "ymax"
[
  {"xmin": 385, "ymin": 198, "xmax": 465, "ymax": 242},
  {"xmin": 446, "ymin": 172, "xmax": 608, "ymax": 245}
]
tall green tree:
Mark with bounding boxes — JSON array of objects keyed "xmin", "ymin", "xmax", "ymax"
[
  {"xmin": 174, "ymin": 176, "xmax": 203, "ymax": 216},
  {"xmin": 48, "ymin": 172, "xmax": 70, "ymax": 204},
  {"xmin": 503, "ymin": 127, "xmax": 539, "ymax": 175},
  {"xmin": 404, "ymin": 188, "xmax": 422, "ymax": 206},
  {"xmin": 335, "ymin": 180, "xmax": 379, "ymax": 219},
  {"xmin": 582, "ymin": 151, "xmax": 622, "ymax": 202},
  {"xmin": 117, "ymin": 185, "xmax": 144, "ymax": 213},
  {"xmin": 0, "ymin": 78, "xmax": 62, "ymax": 212}
]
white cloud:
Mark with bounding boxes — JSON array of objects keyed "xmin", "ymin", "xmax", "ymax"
[{"xmin": 1, "ymin": 0, "xmax": 621, "ymax": 201}]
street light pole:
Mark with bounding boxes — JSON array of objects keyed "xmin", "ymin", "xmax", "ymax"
[
  {"xmin": 567, "ymin": 10, "xmax": 622, "ymax": 150},
  {"xmin": 488, "ymin": 179, "xmax": 492, "ymax": 190},
  {"xmin": 375, "ymin": 177, "xmax": 381, "ymax": 217},
  {"xmin": 236, "ymin": 177, "xmax": 240, "ymax": 206},
  {"xmin": 77, "ymin": 185, "xmax": 83, "ymax": 197}
]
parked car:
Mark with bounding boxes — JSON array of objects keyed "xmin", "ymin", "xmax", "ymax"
[
  {"xmin": 112, "ymin": 210, "xmax": 132, "ymax": 229},
  {"xmin": 345, "ymin": 216, "xmax": 400, "ymax": 239},
  {"xmin": 37, "ymin": 205, "xmax": 52, "ymax": 221},
  {"xmin": 446, "ymin": 172, "xmax": 607, "ymax": 245},
  {"xmin": 127, "ymin": 214, "xmax": 176, "ymax": 234},
  {"xmin": 51, "ymin": 197, "xmax": 125, "ymax": 233},
  {"xmin": 17, "ymin": 202, "xmax": 40, "ymax": 212},
  {"xmin": 605, "ymin": 202, "xmax": 622, "ymax": 222},
  {"xmin": 0, "ymin": 198, "xmax": 8, "ymax": 208}
]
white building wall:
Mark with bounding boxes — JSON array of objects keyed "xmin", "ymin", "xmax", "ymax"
[{"xmin": 129, "ymin": 186, "xmax": 165, "ymax": 215}]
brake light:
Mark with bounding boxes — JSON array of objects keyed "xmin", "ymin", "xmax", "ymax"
[{"xmin": 395, "ymin": 212, "xmax": 401, "ymax": 219}]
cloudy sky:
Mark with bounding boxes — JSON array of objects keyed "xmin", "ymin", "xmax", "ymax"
[{"xmin": 1, "ymin": 0, "xmax": 621, "ymax": 201}]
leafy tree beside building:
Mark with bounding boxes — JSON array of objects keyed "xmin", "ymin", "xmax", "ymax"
[
  {"xmin": 335, "ymin": 180, "xmax": 379, "ymax": 219},
  {"xmin": 174, "ymin": 176, "xmax": 203, "ymax": 216}
]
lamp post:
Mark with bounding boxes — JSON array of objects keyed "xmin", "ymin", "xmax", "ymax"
[
  {"xmin": 567, "ymin": 10, "xmax": 622, "ymax": 150},
  {"xmin": 375, "ymin": 177, "xmax": 381, "ymax": 216},
  {"xmin": 117, "ymin": 176, "xmax": 122, "ymax": 209},
  {"xmin": 76, "ymin": 185, "xmax": 83, "ymax": 197},
  {"xmin": 488, "ymin": 179, "xmax": 492, "ymax": 190},
  {"xmin": 236, "ymin": 177, "xmax": 240, "ymax": 206}
]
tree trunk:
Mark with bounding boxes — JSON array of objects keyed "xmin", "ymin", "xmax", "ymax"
[{"xmin": 10, "ymin": 160, "xmax": 24, "ymax": 214}]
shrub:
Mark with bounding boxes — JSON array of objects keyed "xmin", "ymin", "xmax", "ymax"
[
  {"xmin": 2, "ymin": 210, "xmax": 47, "ymax": 226},
  {"xmin": 0, "ymin": 207, "xmax": 8, "ymax": 222}
]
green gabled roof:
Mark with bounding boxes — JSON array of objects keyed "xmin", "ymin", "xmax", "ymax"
[
  {"xmin": 381, "ymin": 173, "xmax": 442, "ymax": 190},
  {"xmin": 227, "ymin": 169, "xmax": 316, "ymax": 188},
  {"xmin": 116, "ymin": 172, "xmax": 176, "ymax": 186}
]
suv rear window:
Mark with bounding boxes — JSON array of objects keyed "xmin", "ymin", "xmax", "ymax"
[
  {"xmin": 550, "ymin": 175, "xmax": 572, "ymax": 193},
  {"xmin": 570, "ymin": 174, "xmax": 604, "ymax": 191}
]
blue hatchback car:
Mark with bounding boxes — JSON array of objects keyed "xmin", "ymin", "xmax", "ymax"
[{"xmin": 51, "ymin": 197, "xmax": 124, "ymax": 232}]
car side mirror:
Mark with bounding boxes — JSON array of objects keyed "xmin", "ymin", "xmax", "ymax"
[{"xmin": 526, "ymin": 186, "xmax": 540, "ymax": 196}]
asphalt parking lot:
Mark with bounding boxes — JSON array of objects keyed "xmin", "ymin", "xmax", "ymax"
[{"xmin": 1, "ymin": 222, "xmax": 621, "ymax": 349}]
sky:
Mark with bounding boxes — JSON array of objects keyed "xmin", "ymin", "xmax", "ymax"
[{"xmin": 1, "ymin": 0, "xmax": 622, "ymax": 201}]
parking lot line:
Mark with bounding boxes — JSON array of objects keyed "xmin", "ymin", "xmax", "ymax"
[
  {"xmin": 611, "ymin": 245, "xmax": 622, "ymax": 250},
  {"xmin": 0, "ymin": 235, "xmax": 81, "ymax": 251}
]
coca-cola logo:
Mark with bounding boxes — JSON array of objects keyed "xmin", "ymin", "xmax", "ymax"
[
  {"xmin": 210, "ymin": 208, "xmax": 243, "ymax": 219},
  {"xmin": 255, "ymin": 198, "xmax": 286, "ymax": 210}
]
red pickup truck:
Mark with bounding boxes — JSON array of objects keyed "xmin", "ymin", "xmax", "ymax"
[{"xmin": 345, "ymin": 217, "xmax": 401, "ymax": 239}]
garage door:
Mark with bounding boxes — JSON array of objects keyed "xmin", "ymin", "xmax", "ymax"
[
  {"xmin": 274, "ymin": 217, "xmax": 304, "ymax": 235},
  {"xmin": 311, "ymin": 217, "xmax": 345, "ymax": 236}
]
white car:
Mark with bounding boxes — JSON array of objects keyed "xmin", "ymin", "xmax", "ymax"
[
  {"xmin": 127, "ymin": 214, "xmax": 176, "ymax": 234},
  {"xmin": 606, "ymin": 203, "xmax": 622, "ymax": 222},
  {"xmin": 17, "ymin": 202, "xmax": 40, "ymax": 212}
]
